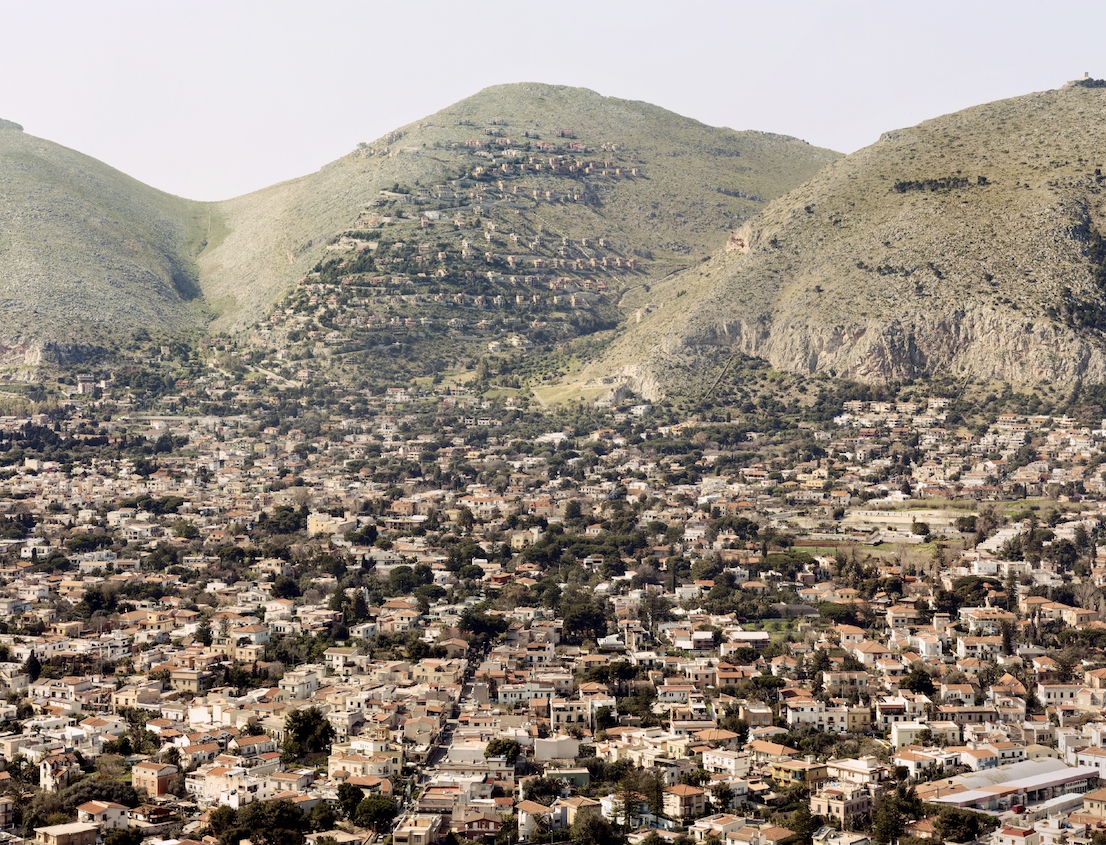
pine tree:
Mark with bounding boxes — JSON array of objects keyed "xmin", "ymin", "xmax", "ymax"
[
  {"xmin": 789, "ymin": 803, "xmax": 817, "ymax": 845},
  {"xmin": 22, "ymin": 651, "xmax": 41, "ymax": 682},
  {"xmin": 352, "ymin": 592, "xmax": 369, "ymax": 621},
  {"xmin": 613, "ymin": 769, "xmax": 640, "ymax": 831},
  {"xmin": 1003, "ymin": 570, "xmax": 1018, "ymax": 614},
  {"xmin": 871, "ymin": 795, "xmax": 904, "ymax": 845},
  {"xmin": 711, "ymin": 783, "xmax": 734, "ymax": 813},
  {"xmin": 640, "ymin": 768, "xmax": 665, "ymax": 819},
  {"xmin": 328, "ymin": 588, "xmax": 346, "ymax": 613},
  {"xmin": 337, "ymin": 782, "xmax": 364, "ymax": 819}
]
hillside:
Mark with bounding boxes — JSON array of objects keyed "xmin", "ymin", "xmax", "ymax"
[
  {"xmin": 203, "ymin": 83, "xmax": 840, "ymax": 332},
  {"xmin": 0, "ymin": 121, "xmax": 211, "ymax": 368},
  {"xmin": 0, "ymin": 84, "xmax": 840, "ymax": 383},
  {"xmin": 600, "ymin": 80, "xmax": 1106, "ymax": 397}
]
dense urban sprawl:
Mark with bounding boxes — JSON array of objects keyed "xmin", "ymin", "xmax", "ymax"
[{"xmin": 4, "ymin": 375, "xmax": 1106, "ymax": 845}]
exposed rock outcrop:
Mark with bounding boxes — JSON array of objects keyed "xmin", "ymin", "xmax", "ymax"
[
  {"xmin": 604, "ymin": 82, "xmax": 1106, "ymax": 392},
  {"xmin": 676, "ymin": 307, "xmax": 1106, "ymax": 383}
]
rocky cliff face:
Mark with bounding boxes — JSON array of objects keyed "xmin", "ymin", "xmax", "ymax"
[
  {"xmin": 676, "ymin": 306, "xmax": 1106, "ymax": 383},
  {"xmin": 0, "ymin": 337, "xmax": 97, "ymax": 382},
  {"xmin": 0, "ymin": 337, "xmax": 44, "ymax": 369},
  {"xmin": 602, "ymin": 82, "xmax": 1106, "ymax": 392}
]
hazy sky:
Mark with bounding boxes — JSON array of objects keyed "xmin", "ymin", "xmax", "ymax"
[{"xmin": 3, "ymin": 0, "xmax": 1100, "ymax": 201}]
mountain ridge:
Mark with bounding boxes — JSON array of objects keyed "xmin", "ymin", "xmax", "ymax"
[
  {"xmin": 201, "ymin": 82, "xmax": 840, "ymax": 333},
  {"xmin": 0, "ymin": 120, "xmax": 211, "ymax": 350},
  {"xmin": 0, "ymin": 83, "xmax": 840, "ymax": 381},
  {"xmin": 599, "ymin": 81, "xmax": 1106, "ymax": 396}
]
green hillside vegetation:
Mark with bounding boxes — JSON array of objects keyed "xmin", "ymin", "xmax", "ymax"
[
  {"xmin": 0, "ymin": 84, "xmax": 839, "ymax": 383},
  {"xmin": 204, "ymin": 83, "xmax": 839, "ymax": 332},
  {"xmin": 599, "ymin": 80, "xmax": 1106, "ymax": 395}
]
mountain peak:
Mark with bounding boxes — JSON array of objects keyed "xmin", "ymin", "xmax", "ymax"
[
  {"xmin": 0, "ymin": 84, "xmax": 838, "ymax": 384},
  {"xmin": 601, "ymin": 85, "xmax": 1106, "ymax": 393}
]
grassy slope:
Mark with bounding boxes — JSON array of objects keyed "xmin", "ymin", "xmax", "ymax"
[
  {"xmin": 0, "ymin": 85, "xmax": 842, "ymax": 363},
  {"xmin": 203, "ymin": 83, "xmax": 840, "ymax": 332},
  {"xmin": 601, "ymin": 82, "xmax": 1106, "ymax": 391},
  {"xmin": 0, "ymin": 125, "xmax": 211, "ymax": 344}
]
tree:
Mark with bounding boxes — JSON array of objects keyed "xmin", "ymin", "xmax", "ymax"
[
  {"xmin": 355, "ymin": 794, "xmax": 398, "ymax": 831},
  {"xmin": 172, "ymin": 519, "xmax": 199, "ymax": 539},
  {"xmin": 228, "ymin": 800, "xmax": 306, "ymax": 845},
  {"xmin": 337, "ymin": 782, "xmax": 364, "ymax": 819},
  {"xmin": 196, "ymin": 619, "xmax": 213, "ymax": 647},
  {"xmin": 272, "ymin": 575, "xmax": 301, "ymax": 600},
  {"xmin": 679, "ymin": 769, "xmax": 711, "ymax": 787},
  {"xmin": 562, "ymin": 600, "xmax": 606, "ymax": 645},
  {"xmin": 495, "ymin": 813, "xmax": 519, "ymax": 845},
  {"xmin": 568, "ymin": 813, "xmax": 620, "ymax": 845},
  {"xmin": 407, "ymin": 638, "xmax": 430, "ymax": 661},
  {"xmin": 1047, "ymin": 538, "xmax": 1079, "ymax": 571},
  {"xmin": 612, "ymin": 769, "xmax": 641, "ymax": 831},
  {"xmin": 485, "ymin": 737, "xmax": 521, "ymax": 764},
  {"xmin": 208, "ymin": 805, "xmax": 238, "ymax": 836},
  {"xmin": 23, "ymin": 779, "xmax": 141, "ymax": 831},
  {"xmin": 104, "ymin": 735, "xmax": 133, "ymax": 756},
  {"xmin": 283, "ymin": 706, "xmax": 336, "ymax": 761},
  {"xmin": 351, "ymin": 592, "xmax": 369, "ymax": 622},
  {"xmin": 388, "ymin": 566, "xmax": 417, "ymax": 595},
  {"xmin": 415, "ymin": 584, "xmax": 446, "ymax": 610},
  {"xmin": 1054, "ymin": 649, "xmax": 1081, "ymax": 683},
  {"xmin": 22, "ymin": 651, "xmax": 42, "ymax": 682},
  {"xmin": 1000, "ymin": 621, "xmax": 1014, "ymax": 656},
  {"xmin": 167, "ymin": 772, "xmax": 187, "ymax": 798},
  {"xmin": 4, "ymin": 754, "xmax": 34, "ymax": 798},
  {"xmin": 328, "ymin": 589, "xmax": 347, "ymax": 614},
  {"xmin": 789, "ymin": 803, "xmax": 818, "ymax": 845},
  {"xmin": 524, "ymin": 777, "xmax": 564, "ymax": 806},
  {"xmin": 721, "ymin": 714, "xmax": 749, "ymax": 745},
  {"xmin": 96, "ymin": 755, "xmax": 126, "ymax": 780},
  {"xmin": 105, "ymin": 830, "xmax": 144, "ymax": 845},
  {"xmin": 871, "ymin": 795, "xmax": 905, "ymax": 845},
  {"xmin": 810, "ymin": 648, "xmax": 831, "ymax": 676},
  {"xmin": 458, "ymin": 507, "xmax": 475, "ymax": 531},
  {"xmin": 306, "ymin": 801, "xmax": 336, "ymax": 832},
  {"xmin": 595, "ymin": 706, "xmax": 617, "ymax": 731},
  {"xmin": 711, "ymin": 782, "xmax": 734, "ymax": 811},
  {"xmin": 898, "ymin": 667, "xmax": 935, "ymax": 695},
  {"xmin": 630, "ymin": 767, "xmax": 663, "ymax": 819},
  {"xmin": 530, "ymin": 816, "xmax": 553, "ymax": 844},
  {"xmin": 935, "ymin": 807, "xmax": 990, "ymax": 843}
]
